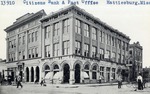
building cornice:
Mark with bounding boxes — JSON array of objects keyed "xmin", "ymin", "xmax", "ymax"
[
  {"xmin": 5, "ymin": 9, "xmax": 46, "ymax": 32},
  {"xmin": 41, "ymin": 5, "xmax": 130, "ymax": 40}
]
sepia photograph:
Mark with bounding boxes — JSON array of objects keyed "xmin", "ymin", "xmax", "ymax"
[{"xmin": 0, "ymin": 0, "xmax": 150, "ymax": 94}]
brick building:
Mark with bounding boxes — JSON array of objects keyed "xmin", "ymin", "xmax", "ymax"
[
  {"xmin": 127, "ymin": 42, "xmax": 143, "ymax": 81},
  {"xmin": 4, "ymin": 5, "xmax": 130, "ymax": 84}
]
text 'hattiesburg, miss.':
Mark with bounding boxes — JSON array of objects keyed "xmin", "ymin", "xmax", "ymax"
[{"xmin": 0, "ymin": 0, "xmax": 150, "ymax": 6}]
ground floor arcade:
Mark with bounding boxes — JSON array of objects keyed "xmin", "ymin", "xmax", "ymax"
[{"xmin": 6, "ymin": 57, "xmax": 127, "ymax": 84}]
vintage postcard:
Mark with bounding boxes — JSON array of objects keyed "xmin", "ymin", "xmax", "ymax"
[{"xmin": 0, "ymin": 0, "xmax": 150, "ymax": 94}]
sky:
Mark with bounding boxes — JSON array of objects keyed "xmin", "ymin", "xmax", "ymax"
[{"xmin": 0, "ymin": 0, "xmax": 150, "ymax": 67}]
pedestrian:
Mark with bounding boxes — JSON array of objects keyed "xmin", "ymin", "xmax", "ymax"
[
  {"xmin": 137, "ymin": 73, "xmax": 143, "ymax": 90},
  {"xmin": 16, "ymin": 75, "xmax": 23, "ymax": 88},
  {"xmin": 8, "ymin": 75, "xmax": 11, "ymax": 85},
  {"xmin": 99, "ymin": 75, "xmax": 102, "ymax": 83},
  {"xmin": 117, "ymin": 75, "xmax": 122, "ymax": 89},
  {"xmin": 40, "ymin": 78, "xmax": 46, "ymax": 86}
]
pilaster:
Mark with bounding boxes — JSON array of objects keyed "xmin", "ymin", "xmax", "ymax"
[
  {"xmin": 59, "ymin": 21, "xmax": 63, "ymax": 56},
  {"xmin": 69, "ymin": 17, "xmax": 75, "ymax": 55}
]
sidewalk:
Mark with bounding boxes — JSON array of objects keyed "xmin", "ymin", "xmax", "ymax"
[
  {"xmin": 24, "ymin": 82, "xmax": 126, "ymax": 88},
  {"xmin": 54, "ymin": 82, "xmax": 126, "ymax": 88}
]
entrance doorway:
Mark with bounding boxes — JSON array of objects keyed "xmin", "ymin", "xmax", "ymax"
[
  {"xmin": 36, "ymin": 66, "xmax": 40, "ymax": 82},
  {"xmin": 31, "ymin": 67, "xmax": 34, "ymax": 82},
  {"xmin": 26, "ymin": 67, "xmax": 29, "ymax": 82},
  {"xmin": 63, "ymin": 64, "xmax": 70, "ymax": 83},
  {"xmin": 75, "ymin": 64, "xmax": 80, "ymax": 83}
]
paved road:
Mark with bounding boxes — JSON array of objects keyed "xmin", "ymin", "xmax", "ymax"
[{"xmin": 0, "ymin": 84, "xmax": 150, "ymax": 94}]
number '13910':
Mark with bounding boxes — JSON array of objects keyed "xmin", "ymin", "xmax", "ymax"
[{"xmin": 1, "ymin": 0, "xmax": 15, "ymax": 5}]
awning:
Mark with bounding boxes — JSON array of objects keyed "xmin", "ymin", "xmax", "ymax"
[
  {"xmin": 83, "ymin": 72, "xmax": 89, "ymax": 78},
  {"xmin": 44, "ymin": 72, "xmax": 52, "ymax": 79},
  {"xmin": 53, "ymin": 72, "xmax": 62, "ymax": 79}
]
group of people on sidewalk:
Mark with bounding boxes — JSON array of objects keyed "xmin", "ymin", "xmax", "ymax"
[{"xmin": 117, "ymin": 72, "xmax": 146, "ymax": 91}]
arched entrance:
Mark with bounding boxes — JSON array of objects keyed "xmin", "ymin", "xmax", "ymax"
[
  {"xmin": 26, "ymin": 67, "xmax": 29, "ymax": 82},
  {"xmin": 63, "ymin": 64, "xmax": 70, "ymax": 83},
  {"xmin": 36, "ymin": 66, "xmax": 40, "ymax": 82},
  {"xmin": 75, "ymin": 64, "xmax": 81, "ymax": 83},
  {"xmin": 31, "ymin": 67, "xmax": 34, "ymax": 82}
]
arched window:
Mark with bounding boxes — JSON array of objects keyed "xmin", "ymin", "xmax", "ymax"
[
  {"xmin": 84, "ymin": 64, "xmax": 90, "ymax": 75},
  {"xmin": 44, "ymin": 65, "xmax": 50, "ymax": 75},
  {"xmin": 53, "ymin": 64, "xmax": 59, "ymax": 75}
]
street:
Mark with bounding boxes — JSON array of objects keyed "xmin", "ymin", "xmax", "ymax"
[{"xmin": 0, "ymin": 83, "xmax": 150, "ymax": 94}]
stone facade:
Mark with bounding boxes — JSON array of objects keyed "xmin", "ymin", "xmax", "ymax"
[
  {"xmin": 4, "ymin": 5, "xmax": 130, "ymax": 84},
  {"xmin": 127, "ymin": 42, "xmax": 143, "ymax": 81}
]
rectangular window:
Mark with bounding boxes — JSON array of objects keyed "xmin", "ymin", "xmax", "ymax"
[
  {"xmin": 84, "ymin": 23, "xmax": 89, "ymax": 37},
  {"xmin": 53, "ymin": 43, "xmax": 59, "ymax": 56},
  {"xmin": 32, "ymin": 32, "xmax": 34, "ymax": 42},
  {"xmin": 75, "ymin": 19, "xmax": 81, "ymax": 34},
  {"xmin": 112, "ymin": 68, "xmax": 116, "ymax": 79},
  {"xmin": 28, "ymin": 49, "xmax": 31, "ymax": 58},
  {"xmin": 28, "ymin": 34, "xmax": 31, "ymax": 43},
  {"xmin": 22, "ymin": 36, "xmax": 25, "ymax": 44},
  {"xmin": 92, "ymin": 27, "xmax": 97, "ymax": 40},
  {"xmin": 112, "ymin": 52, "xmax": 116, "ymax": 62},
  {"xmin": 84, "ymin": 44, "xmax": 89, "ymax": 57},
  {"xmin": 32, "ymin": 48, "xmax": 34, "ymax": 58},
  {"xmin": 105, "ymin": 34, "xmax": 108, "ymax": 44},
  {"xmin": 106, "ymin": 67, "xmax": 110, "ymax": 82},
  {"xmin": 63, "ymin": 41, "xmax": 69, "ymax": 55},
  {"xmin": 99, "ymin": 31, "xmax": 102, "ymax": 42},
  {"xmin": 22, "ymin": 50, "xmax": 25, "ymax": 59},
  {"xmin": 18, "ymin": 51, "xmax": 21, "ymax": 60},
  {"xmin": 45, "ymin": 26, "xmax": 50, "ymax": 39},
  {"xmin": 112, "ymin": 37, "xmax": 115, "ymax": 47},
  {"xmin": 102, "ymin": 32, "xmax": 105, "ymax": 43},
  {"xmin": 100, "ymin": 48, "xmax": 104, "ymax": 60},
  {"xmin": 35, "ymin": 47, "xmax": 38, "ymax": 57},
  {"xmin": 122, "ymin": 41, "xmax": 125, "ymax": 50},
  {"xmin": 45, "ymin": 45, "xmax": 50, "ymax": 57},
  {"xmin": 106, "ymin": 50, "xmax": 111, "ymax": 59},
  {"xmin": 108, "ymin": 35, "xmax": 111, "ymax": 45},
  {"xmin": 18, "ymin": 37, "xmax": 21, "ymax": 45},
  {"xmin": 63, "ymin": 19, "xmax": 70, "ymax": 34},
  {"xmin": 35, "ymin": 31, "xmax": 38, "ymax": 41},
  {"xmin": 100, "ymin": 66, "xmax": 104, "ymax": 77},
  {"xmin": 118, "ymin": 39, "xmax": 121, "ymax": 49},
  {"xmin": 92, "ymin": 46, "xmax": 97, "ymax": 58},
  {"xmin": 53, "ymin": 22, "xmax": 60, "ymax": 36},
  {"xmin": 75, "ymin": 41, "xmax": 81, "ymax": 55},
  {"xmin": 118, "ymin": 54, "xmax": 121, "ymax": 63},
  {"xmin": 126, "ymin": 43, "xmax": 129, "ymax": 51}
]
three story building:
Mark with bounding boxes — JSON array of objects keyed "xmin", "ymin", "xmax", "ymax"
[{"xmin": 5, "ymin": 5, "xmax": 130, "ymax": 84}]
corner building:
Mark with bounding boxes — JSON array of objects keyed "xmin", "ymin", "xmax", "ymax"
[{"xmin": 5, "ymin": 5, "xmax": 130, "ymax": 84}]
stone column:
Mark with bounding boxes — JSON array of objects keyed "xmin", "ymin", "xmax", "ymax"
[
  {"xmin": 80, "ymin": 69, "xmax": 84, "ymax": 83},
  {"xmin": 28, "ymin": 67, "xmax": 31, "ymax": 82},
  {"xmin": 104, "ymin": 67, "xmax": 107, "ymax": 82},
  {"xmin": 69, "ymin": 68, "xmax": 75, "ymax": 84},
  {"xmin": 89, "ymin": 69, "xmax": 92, "ymax": 83}
]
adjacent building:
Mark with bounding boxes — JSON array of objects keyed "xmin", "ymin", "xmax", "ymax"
[
  {"xmin": 127, "ymin": 42, "xmax": 143, "ymax": 81},
  {"xmin": 4, "ymin": 5, "xmax": 130, "ymax": 84},
  {"xmin": 0, "ymin": 59, "xmax": 7, "ymax": 80}
]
